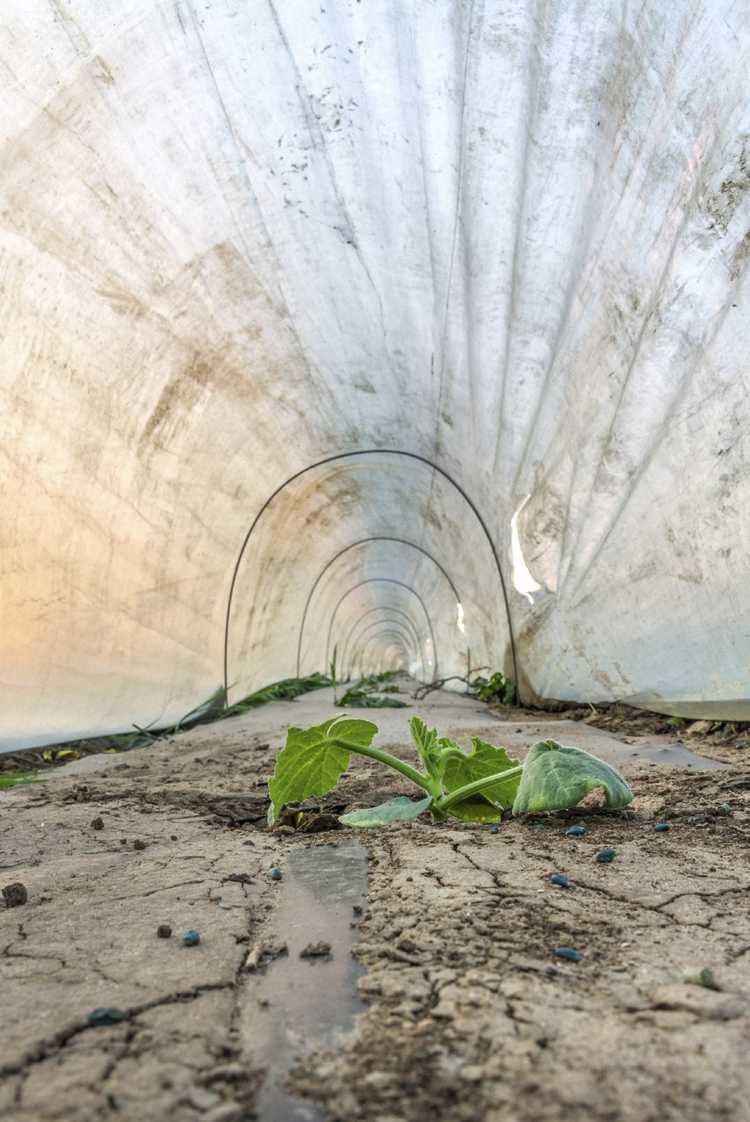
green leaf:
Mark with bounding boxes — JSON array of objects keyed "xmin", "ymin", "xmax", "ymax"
[
  {"xmin": 224, "ymin": 674, "xmax": 331, "ymax": 718},
  {"xmin": 409, "ymin": 717, "xmax": 440, "ymax": 773},
  {"xmin": 445, "ymin": 795, "xmax": 503, "ymax": 824},
  {"xmin": 469, "ymin": 671, "xmax": 516, "ymax": 705},
  {"xmin": 443, "ymin": 737, "xmax": 522, "ymax": 809},
  {"xmin": 267, "ymin": 716, "xmax": 377, "ymax": 824},
  {"xmin": 339, "ymin": 795, "xmax": 432, "ymax": 828},
  {"xmin": 0, "ymin": 770, "xmax": 39, "ymax": 790},
  {"xmin": 511, "ymin": 739, "xmax": 634, "ymax": 815},
  {"xmin": 336, "ymin": 686, "xmax": 408, "ymax": 708}
]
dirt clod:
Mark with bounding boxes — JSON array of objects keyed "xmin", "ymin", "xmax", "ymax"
[
  {"xmin": 2, "ymin": 882, "xmax": 28, "ymax": 907},
  {"xmin": 300, "ymin": 941, "xmax": 332, "ymax": 958}
]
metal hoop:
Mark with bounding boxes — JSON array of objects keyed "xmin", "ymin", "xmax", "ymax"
[{"xmin": 223, "ymin": 449, "xmax": 518, "ymax": 699}]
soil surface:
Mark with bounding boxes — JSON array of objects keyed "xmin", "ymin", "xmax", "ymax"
[{"xmin": 1, "ymin": 680, "xmax": 749, "ymax": 1122}]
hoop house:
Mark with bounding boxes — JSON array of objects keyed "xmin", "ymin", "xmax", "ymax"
[{"xmin": 2, "ymin": 0, "xmax": 749, "ymax": 750}]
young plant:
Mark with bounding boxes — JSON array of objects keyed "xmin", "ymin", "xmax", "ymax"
[
  {"xmin": 469, "ymin": 670, "xmax": 517, "ymax": 706},
  {"xmin": 267, "ymin": 715, "xmax": 633, "ymax": 828},
  {"xmin": 0, "ymin": 770, "xmax": 40, "ymax": 790},
  {"xmin": 336, "ymin": 672, "xmax": 408, "ymax": 709}
]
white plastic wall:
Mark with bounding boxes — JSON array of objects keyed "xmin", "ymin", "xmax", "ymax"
[{"xmin": 2, "ymin": 0, "xmax": 749, "ymax": 749}]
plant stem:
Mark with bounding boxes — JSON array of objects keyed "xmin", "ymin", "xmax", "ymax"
[
  {"xmin": 433, "ymin": 765, "xmax": 524, "ymax": 812},
  {"xmin": 331, "ymin": 738, "xmax": 434, "ymax": 794}
]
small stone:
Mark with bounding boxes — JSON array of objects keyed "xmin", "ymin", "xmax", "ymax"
[
  {"xmin": 300, "ymin": 941, "xmax": 332, "ymax": 958},
  {"xmin": 544, "ymin": 965, "xmax": 559, "ymax": 976},
  {"xmin": 654, "ymin": 821, "xmax": 671, "ymax": 832},
  {"xmin": 203, "ymin": 1105, "xmax": 247, "ymax": 1122},
  {"xmin": 87, "ymin": 1007, "xmax": 128, "ymax": 1027},
  {"xmin": 133, "ymin": 839, "xmax": 147, "ymax": 850},
  {"xmin": 157, "ymin": 924, "xmax": 172, "ymax": 939},
  {"xmin": 690, "ymin": 720, "xmax": 713, "ymax": 735},
  {"xmin": 364, "ymin": 1070, "xmax": 396, "ymax": 1090},
  {"xmin": 566, "ymin": 824, "xmax": 587, "ymax": 837},
  {"xmin": 553, "ymin": 947, "xmax": 582, "ymax": 963},
  {"xmin": 182, "ymin": 929, "xmax": 201, "ymax": 946},
  {"xmin": 2, "ymin": 882, "xmax": 28, "ymax": 908},
  {"xmin": 595, "ymin": 847, "xmax": 616, "ymax": 863},
  {"xmin": 90, "ymin": 816, "xmax": 104, "ymax": 830},
  {"xmin": 687, "ymin": 816, "xmax": 698, "ymax": 825},
  {"xmin": 549, "ymin": 873, "xmax": 570, "ymax": 888},
  {"xmin": 203, "ymin": 1064, "xmax": 246, "ymax": 1085},
  {"xmin": 352, "ymin": 904, "xmax": 363, "ymax": 915},
  {"xmin": 270, "ymin": 868, "xmax": 283, "ymax": 881},
  {"xmin": 686, "ymin": 967, "xmax": 722, "ymax": 992},
  {"xmin": 187, "ymin": 1088, "xmax": 222, "ymax": 1112}
]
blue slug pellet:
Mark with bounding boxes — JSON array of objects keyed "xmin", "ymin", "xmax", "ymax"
[
  {"xmin": 553, "ymin": 947, "xmax": 582, "ymax": 962},
  {"xmin": 595, "ymin": 847, "xmax": 616, "ymax": 863},
  {"xmin": 270, "ymin": 868, "xmax": 283, "ymax": 881},
  {"xmin": 654, "ymin": 821, "xmax": 671, "ymax": 832},
  {"xmin": 687, "ymin": 816, "xmax": 698, "ymax": 826},
  {"xmin": 182, "ymin": 929, "xmax": 201, "ymax": 947},
  {"xmin": 550, "ymin": 873, "xmax": 570, "ymax": 888},
  {"xmin": 490, "ymin": 825, "xmax": 500, "ymax": 834},
  {"xmin": 87, "ymin": 1007, "xmax": 127, "ymax": 1027},
  {"xmin": 566, "ymin": 825, "xmax": 587, "ymax": 837}
]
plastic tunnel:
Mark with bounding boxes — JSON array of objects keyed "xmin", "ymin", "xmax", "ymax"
[{"xmin": 2, "ymin": 0, "xmax": 750, "ymax": 750}]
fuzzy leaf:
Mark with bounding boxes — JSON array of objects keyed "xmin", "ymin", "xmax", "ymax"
[
  {"xmin": 267, "ymin": 716, "xmax": 377, "ymax": 824},
  {"xmin": 512, "ymin": 739, "xmax": 634, "ymax": 815},
  {"xmin": 340, "ymin": 795, "xmax": 432, "ymax": 828},
  {"xmin": 443, "ymin": 737, "xmax": 522, "ymax": 809}
]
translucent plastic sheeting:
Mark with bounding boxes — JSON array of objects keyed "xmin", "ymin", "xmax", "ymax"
[{"xmin": 1, "ymin": 1, "xmax": 749, "ymax": 750}]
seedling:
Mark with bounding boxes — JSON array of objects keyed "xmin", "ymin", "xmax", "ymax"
[
  {"xmin": 267, "ymin": 715, "xmax": 634, "ymax": 828},
  {"xmin": 0, "ymin": 770, "xmax": 40, "ymax": 790},
  {"xmin": 222, "ymin": 673, "xmax": 331, "ymax": 718},
  {"xmin": 468, "ymin": 671, "xmax": 517, "ymax": 706},
  {"xmin": 336, "ymin": 672, "xmax": 408, "ymax": 709}
]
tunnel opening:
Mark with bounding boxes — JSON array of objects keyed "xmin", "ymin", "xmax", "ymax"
[{"xmin": 223, "ymin": 449, "xmax": 518, "ymax": 702}]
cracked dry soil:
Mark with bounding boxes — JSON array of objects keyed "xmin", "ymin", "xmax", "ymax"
[{"xmin": 1, "ymin": 693, "xmax": 749, "ymax": 1122}]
